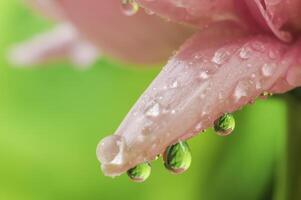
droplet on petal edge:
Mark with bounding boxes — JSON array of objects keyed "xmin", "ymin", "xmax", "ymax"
[
  {"xmin": 163, "ymin": 141, "xmax": 192, "ymax": 174},
  {"xmin": 127, "ymin": 162, "xmax": 151, "ymax": 182},
  {"xmin": 121, "ymin": 0, "xmax": 139, "ymax": 16},
  {"xmin": 214, "ymin": 113, "xmax": 235, "ymax": 136}
]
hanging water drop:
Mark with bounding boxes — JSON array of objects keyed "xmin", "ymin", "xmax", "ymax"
[
  {"xmin": 214, "ymin": 113, "xmax": 235, "ymax": 136},
  {"xmin": 127, "ymin": 162, "xmax": 151, "ymax": 182},
  {"xmin": 121, "ymin": 0, "xmax": 139, "ymax": 16},
  {"xmin": 163, "ymin": 141, "xmax": 192, "ymax": 174}
]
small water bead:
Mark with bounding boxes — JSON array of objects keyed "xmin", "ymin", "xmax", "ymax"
[
  {"xmin": 234, "ymin": 82, "xmax": 247, "ymax": 101},
  {"xmin": 261, "ymin": 64, "xmax": 275, "ymax": 77},
  {"xmin": 214, "ymin": 113, "xmax": 235, "ymax": 136},
  {"xmin": 121, "ymin": 0, "xmax": 139, "ymax": 16},
  {"xmin": 170, "ymin": 80, "xmax": 179, "ymax": 88},
  {"xmin": 199, "ymin": 71, "xmax": 209, "ymax": 80},
  {"xmin": 212, "ymin": 49, "xmax": 231, "ymax": 65},
  {"xmin": 127, "ymin": 162, "xmax": 151, "ymax": 182},
  {"xmin": 239, "ymin": 47, "xmax": 252, "ymax": 59},
  {"xmin": 145, "ymin": 103, "xmax": 160, "ymax": 117},
  {"xmin": 163, "ymin": 141, "xmax": 192, "ymax": 174}
]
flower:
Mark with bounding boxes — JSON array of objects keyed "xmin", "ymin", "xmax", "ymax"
[{"xmin": 10, "ymin": 0, "xmax": 301, "ymax": 177}]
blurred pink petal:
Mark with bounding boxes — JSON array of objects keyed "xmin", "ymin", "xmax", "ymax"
[
  {"xmin": 8, "ymin": 23, "xmax": 99, "ymax": 69},
  {"xmin": 97, "ymin": 22, "xmax": 301, "ymax": 176},
  {"xmin": 136, "ymin": 0, "xmax": 242, "ymax": 27},
  {"xmin": 56, "ymin": 0, "xmax": 195, "ymax": 64}
]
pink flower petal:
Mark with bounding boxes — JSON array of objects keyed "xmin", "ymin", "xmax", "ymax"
[
  {"xmin": 8, "ymin": 23, "xmax": 99, "ymax": 69},
  {"xmin": 242, "ymin": 0, "xmax": 301, "ymax": 41},
  {"xmin": 136, "ymin": 0, "xmax": 243, "ymax": 27},
  {"xmin": 96, "ymin": 22, "xmax": 299, "ymax": 177},
  {"xmin": 56, "ymin": 0, "xmax": 195, "ymax": 64}
]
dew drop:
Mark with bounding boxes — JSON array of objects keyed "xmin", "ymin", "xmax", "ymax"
[
  {"xmin": 145, "ymin": 103, "xmax": 160, "ymax": 117},
  {"xmin": 214, "ymin": 113, "xmax": 235, "ymax": 136},
  {"xmin": 261, "ymin": 64, "xmax": 273, "ymax": 77},
  {"xmin": 199, "ymin": 71, "xmax": 209, "ymax": 80},
  {"xmin": 239, "ymin": 47, "xmax": 252, "ymax": 59},
  {"xmin": 233, "ymin": 82, "xmax": 247, "ymax": 101},
  {"xmin": 170, "ymin": 80, "xmax": 179, "ymax": 88},
  {"xmin": 212, "ymin": 49, "xmax": 230, "ymax": 65},
  {"xmin": 250, "ymin": 41, "xmax": 265, "ymax": 52},
  {"xmin": 121, "ymin": 0, "xmax": 139, "ymax": 16},
  {"xmin": 96, "ymin": 135, "xmax": 125, "ymax": 165}
]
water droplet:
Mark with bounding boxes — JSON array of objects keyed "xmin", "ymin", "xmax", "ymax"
[
  {"xmin": 127, "ymin": 162, "xmax": 151, "ymax": 182},
  {"xmin": 163, "ymin": 141, "xmax": 191, "ymax": 174},
  {"xmin": 261, "ymin": 64, "xmax": 274, "ymax": 77},
  {"xmin": 170, "ymin": 81, "xmax": 178, "ymax": 88},
  {"xmin": 145, "ymin": 103, "xmax": 160, "ymax": 117},
  {"xmin": 199, "ymin": 71, "xmax": 209, "ymax": 80},
  {"xmin": 250, "ymin": 41, "xmax": 265, "ymax": 52},
  {"xmin": 96, "ymin": 135, "xmax": 125, "ymax": 165},
  {"xmin": 239, "ymin": 47, "xmax": 252, "ymax": 59},
  {"xmin": 121, "ymin": 0, "xmax": 139, "ymax": 16},
  {"xmin": 214, "ymin": 113, "xmax": 235, "ymax": 136},
  {"xmin": 212, "ymin": 49, "xmax": 231, "ymax": 65}
]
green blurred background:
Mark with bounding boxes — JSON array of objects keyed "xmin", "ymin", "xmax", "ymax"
[{"xmin": 0, "ymin": 1, "xmax": 289, "ymax": 200}]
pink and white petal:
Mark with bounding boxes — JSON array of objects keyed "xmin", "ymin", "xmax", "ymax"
[
  {"xmin": 55, "ymin": 0, "xmax": 195, "ymax": 64},
  {"xmin": 243, "ymin": 0, "xmax": 301, "ymax": 41},
  {"xmin": 8, "ymin": 23, "xmax": 99, "ymax": 68},
  {"xmin": 270, "ymin": 39, "xmax": 301, "ymax": 93},
  {"xmin": 26, "ymin": 0, "xmax": 64, "ymax": 20},
  {"xmin": 96, "ymin": 22, "xmax": 296, "ymax": 177},
  {"xmin": 136, "ymin": 0, "xmax": 243, "ymax": 27}
]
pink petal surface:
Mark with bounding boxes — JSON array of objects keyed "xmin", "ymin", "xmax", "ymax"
[
  {"xmin": 8, "ymin": 23, "xmax": 99, "ymax": 69},
  {"xmin": 136, "ymin": 0, "xmax": 241, "ymax": 27},
  {"xmin": 56, "ymin": 0, "xmax": 196, "ymax": 64},
  {"xmin": 96, "ymin": 22, "xmax": 301, "ymax": 177}
]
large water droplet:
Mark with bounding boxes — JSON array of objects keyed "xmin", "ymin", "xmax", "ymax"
[
  {"xmin": 96, "ymin": 135, "xmax": 125, "ymax": 165},
  {"xmin": 170, "ymin": 80, "xmax": 179, "ymax": 88},
  {"xmin": 214, "ymin": 113, "xmax": 235, "ymax": 136},
  {"xmin": 121, "ymin": 0, "xmax": 139, "ymax": 16}
]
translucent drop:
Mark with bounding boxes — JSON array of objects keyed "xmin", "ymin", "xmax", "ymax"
[
  {"xmin": 261, "ymin": 64, "xmax": 273, "ymax": 77},
  {"xmin": 145, "ymin": 103, "xmax": 160, "ymax": 117},
  {"xmin": 234, "ymin": 82, "xmax": 247, "ymax": 101},
  {"xmin": 96, "ymin": 135, "xmax": 125, "ymax": 165},
  {"xmin": 170, "ymin": 81, "xmax": 179, "ymax": 88},
  {"xmin": 239, "ymin": 47, "xmax": 252, "ymax": 59},
  {"xmin": 164, "ymin": 141, "xmax": 192, "ymax": 174},
  {"xmin": 121, "ymin": 0, "xmax": 139, "ymax": 16},
  {"xmin": 199, "ymin": 71, "xmax": 209, "ymax": 80},
  {"xmin": 212, "ymin": 49, "xmax": 230, "ymax": 65},
  {"xmin": 127, "ymin": 162, "xmax": 151, "ymax": 182},
  {"xmin": 214, "ymin": 113, "xmax": 235, "ymax": 136}
]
